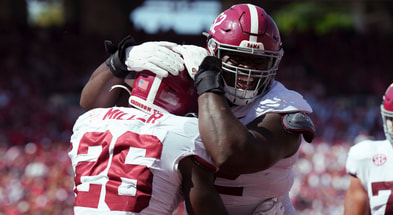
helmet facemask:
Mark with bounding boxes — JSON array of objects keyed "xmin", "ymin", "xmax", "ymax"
[{"xmin": 208, "ymin": 38, "xmax": 281, "ymax": 105}]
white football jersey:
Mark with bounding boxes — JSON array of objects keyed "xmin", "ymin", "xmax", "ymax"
[
  {"xmin": 346, "ymin": 139, "xmax": 393, "ymax": 214},
  {"xmin": 214, "ymin": 81, "xmax": 313, "ymax": 215},
  {"xmin": 69, "ymin": 107, "xmax": 213, "ymax": 215}
]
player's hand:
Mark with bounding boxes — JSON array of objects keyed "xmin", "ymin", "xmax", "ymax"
[
  {"xmin": 194, "ymin": 56, "xmax": 224, "ymax": 95},
  {"xmin": 104, "ymin": 35, "xmax": 136, "ymax": 78},
  {"xmin": 172, "ymin": 45, "xmax": 209, "ymax": 80},
  {"xmin": 125, "ymin": 42, "xmax": 184, "ymax": 77}
]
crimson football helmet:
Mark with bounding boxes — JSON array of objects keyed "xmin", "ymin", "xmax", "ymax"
[
  {"xmin": 126, "ymin": 69, "xmax": 198, "ymax": 116},
  {"xmin": 381, "ymin": 83, "xmax": 393, "ymax": 145},
  {"xmin": 206, "ymin": 4, "xmax": 283, "ymax": 105}
]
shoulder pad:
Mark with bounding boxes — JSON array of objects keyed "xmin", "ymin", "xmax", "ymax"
[{"xmin": 282, "ymin": 112, "xmax": 315, "ymax": 143}]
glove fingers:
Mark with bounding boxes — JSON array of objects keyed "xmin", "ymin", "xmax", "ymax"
[
  {"xmin": 155, "ymin": 45, "xmax": 183, "ymax": 62},
  {"xmin": 149, "ymin": 56, "xmax": 183, "ymax": 76},
  {"xmin": 144, "ymin": 64, "xmax": 169, "ymax": 77},
  {"xmin": 127, "ymin": 61, "xmax": 169, "ymax": 77},
  {"xmin": 126, "ymin": 41, "xmax": 184, "ymax": 77},
  {"xmin": 153, "ymin": 47, "xmax": 184, "ymax": 75},
  {"xmin": 173, "ymin": 45, "xmax": 209, "ymax": 80},
  {"xmin": 171, "ymin": 45, "xmax": 185, "ymax": 56},
  {"xmin": 104, "ymin": 40, "xmax": 117, "ymax": 54}
]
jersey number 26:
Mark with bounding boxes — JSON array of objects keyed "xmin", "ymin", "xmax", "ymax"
[{"xmin": 73, "ymin": 130, "xmax": 162, "ymax": 212}]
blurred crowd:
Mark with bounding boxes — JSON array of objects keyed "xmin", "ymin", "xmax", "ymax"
[
  {"xmin": 0, "ymin": 27, "xmax": 391, "ymax": 214},
  {"xmin": 0, "ymin": 142, "xmax": 73, "ymax": 215}
]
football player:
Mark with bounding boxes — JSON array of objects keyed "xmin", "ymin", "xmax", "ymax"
[
  {"xmin": 79, "ymin": 4, "xmax": 315, "ymax": 215},
  {"xmin": 344, "ymin": 83, "xmax": 393, "ymax": 215},
  {"xmin": 192, "ymin": 4, "xmax": 315, "ymax": 214},
  {"xmin": 69, "ymin": 67, "xmax": 228, "ymax": 214}
]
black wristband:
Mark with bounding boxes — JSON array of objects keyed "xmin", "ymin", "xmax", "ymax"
[
  {"xmin": 194, "ymin": 70, "xmax": 225, "ymax": 95},
  {"xmin": 105, "ymin": 51, "xmax": 129, "ymax": 78},
  {"xmin": 194, "ymin": 56, "xmax": 225, "ymax": 95},
  {"xmin": 104, "ymin": 35, "xmax": 136, "ymax": 78}
]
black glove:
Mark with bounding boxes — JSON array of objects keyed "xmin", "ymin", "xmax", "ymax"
[
  {"xmin": 194, "ymin": 56, "xmax": 225, "ymax": 95},
  {"xmin": 104, "ymin": 35, "xmax": 136, "ymax": 78}
]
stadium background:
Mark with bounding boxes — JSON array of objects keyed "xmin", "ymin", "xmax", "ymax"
[{"xmin": 1, "ymin": 0, "xmax": 392, "ymax": 214}]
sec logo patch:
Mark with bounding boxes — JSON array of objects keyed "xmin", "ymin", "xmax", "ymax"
[{"xmin": 372, "ymin": 153, "xmax": 387, "ymax": 166}]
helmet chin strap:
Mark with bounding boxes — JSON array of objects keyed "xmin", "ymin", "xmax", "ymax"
[{"xmin": 110, "ymin": 84, "xmax": 132, "ymax": 95}]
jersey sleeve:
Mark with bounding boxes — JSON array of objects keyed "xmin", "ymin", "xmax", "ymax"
[
  {"xmin": 159, "ymin": 115, "xmax": 216, "ymax": 172},
  {"xmin": 345, "ymin": 140, "xmax": 375, "ymax": 191},
  {"xmin": 346, "ymin": 145, "xmax": 360, "ymax": 176},
  {"xmin": 190, "ymin": 155, "xmax": 217, "ymax": 171},
  {"xmin": 346, "ymin": 140, "xmax": 371, "ymax": 175}
]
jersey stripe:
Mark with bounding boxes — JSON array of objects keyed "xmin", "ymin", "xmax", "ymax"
[{"xmin": 191, "ymin": 155, "xmax": 217, "ymax": 171}]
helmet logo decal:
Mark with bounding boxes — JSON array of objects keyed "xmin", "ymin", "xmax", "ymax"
[
  {"xmin": 210, "ymin": 13, "xmax": 226, "ymax": 34},
  {"xmin": 239, "ymin": 40, "xmax": 265, "ymax": 50},
  {"xmin": 137, "ymin": 79, "xmax": 149, "ymax": 91}
]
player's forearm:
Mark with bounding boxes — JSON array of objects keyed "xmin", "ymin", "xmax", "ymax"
[
  {"xmin": 180, "ymin": 157, "xmax": 228, "ymax": 215},
  {"xmin": 80, "ymin": 63, "xmax": 125, "ymax": 111},
  {"xmin": 344, "ymin": 177, "xmax": 370, "ymax": 215},
  {"xmin": 197, "ymin": 93, "xmax": 250, "ymax": 171},
  {"xmin": 188, "ymin": 188, "xmax": 228, "ymax": 215},
  {"xmin": 344, "ymin": 197, "xmax": 370, "ymax": 215}
]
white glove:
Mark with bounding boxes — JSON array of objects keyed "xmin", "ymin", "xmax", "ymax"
[
  {"xmin": 253, "ymin": 198, "xmax": 285, "ymax": 215},
  {"xmin": 125, "ymin": 41, "xmax": 184, "ymax": 77},
  {"xmin": 172, "ymin": 45, "xmax": 209, "ymax": 80}
]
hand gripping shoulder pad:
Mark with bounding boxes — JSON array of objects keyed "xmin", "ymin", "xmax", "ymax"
[{"xmin": 281, "ymin": 112, "xmax": 315, "ymax": 143}]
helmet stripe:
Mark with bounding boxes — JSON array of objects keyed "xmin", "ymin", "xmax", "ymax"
[
  {"xmin": 247, "ymin": 4, "xmax": 258, "ymax": 42},
  {"xmin": 146, "ymin": 76, "xmax": 162, "ymax": 103}
]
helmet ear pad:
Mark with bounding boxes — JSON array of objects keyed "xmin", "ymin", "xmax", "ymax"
[{"xmin": 130, "ymin": 70, "xmax": 198, "ymax": 116}]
